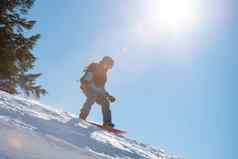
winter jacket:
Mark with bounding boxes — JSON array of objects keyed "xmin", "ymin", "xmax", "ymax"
[{"xmin": 81, "ymin": 63, "xmax": 107, "ymax": 96}]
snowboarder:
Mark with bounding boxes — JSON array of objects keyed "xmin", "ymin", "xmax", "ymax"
[{"xmin": 79, "ymin": 56, "xmax": 116, "ymax": 128}]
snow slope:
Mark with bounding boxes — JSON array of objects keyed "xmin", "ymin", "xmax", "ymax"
[{"xmin": 0, "ymin": 91, "xmax": 177, "ymax": 159}]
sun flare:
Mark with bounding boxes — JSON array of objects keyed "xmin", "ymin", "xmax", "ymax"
[{"xmin": 146, "ymin": 0, "xmax": 202, "ymax": 33}]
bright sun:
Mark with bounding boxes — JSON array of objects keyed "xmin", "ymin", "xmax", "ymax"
[
  {"xmin": 146, "ymin": 0, "xmax": 201, "ymax": 34},
  {"xmin": 129, "ymin": 0, "xmax": 204, "ymax": 62}
]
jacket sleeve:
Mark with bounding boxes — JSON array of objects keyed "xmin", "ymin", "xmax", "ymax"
[
  {"xmin": 89, "ymin": 82, "xmax": 107, "ymax": 96},
  {"xmin": 82, "ymin": 72, "xmax": 93, "ymax": 81},
  {"xmin": 82, "ymin": 67, "xmax": 107, "ymax": 96}
]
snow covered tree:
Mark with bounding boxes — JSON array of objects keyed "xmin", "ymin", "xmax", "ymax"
[{"xmin": 0, "ymin": 0, "xmax": 46, "ymax": 97}]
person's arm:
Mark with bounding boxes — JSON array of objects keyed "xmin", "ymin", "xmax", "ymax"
[
  {"xmin": 83, "ymin": 72, "xmax": 93, "ymax": 81},
  {"xmin": 83, "ymin": 72, "xmax": 115, "ymax": 102},
  {"xmin": 81, "ymin": 71, "xmax": 105, "ymax": 95},
  {"xmin": 80, "ymin": 72, "xmax": 93, "ymax": 90},
  {"xmin": 90, "ymin": 82, "xmax": 107, "ymax": 96}
]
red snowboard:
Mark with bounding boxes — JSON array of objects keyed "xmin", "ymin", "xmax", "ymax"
[{"xmin": 88, "ymin": 121, "xmax": 127, "ymax": 136}]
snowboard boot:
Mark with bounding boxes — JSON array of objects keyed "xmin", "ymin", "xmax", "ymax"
[
  {"xmin": 79, "ymin": 112, "xmax": 87, "ymax": 120},
  {"xmin": 103, "ymin": 122, "xmax": 115, "ymax": 128}
]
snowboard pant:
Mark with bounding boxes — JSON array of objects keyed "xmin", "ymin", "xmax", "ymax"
[{"xmin": 80, "ymin": 88, "xmax": 112, "ymax": 124}]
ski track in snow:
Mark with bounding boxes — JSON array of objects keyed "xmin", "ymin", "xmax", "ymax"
[{"xmin": 0, "ymin": 91, "xmax": 178, "ymax": 159}]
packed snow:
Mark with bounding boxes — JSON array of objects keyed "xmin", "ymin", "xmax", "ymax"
[{"xmin": 0, "ymin": 90, "xmax": 178, "ymax": 159}]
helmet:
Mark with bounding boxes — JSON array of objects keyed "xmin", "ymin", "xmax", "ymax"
[{"xmin": 101, "ymin": 56, "xmax": 114, "ymax": 66}]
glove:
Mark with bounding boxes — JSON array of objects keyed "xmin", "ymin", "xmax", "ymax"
[
  {"xmin": 108, "ymin": 95, "xmax": 116, "ymax": 103},
  {"xmin": 105, "ymin": 92, "xmax": 116, "ymax": 103}
]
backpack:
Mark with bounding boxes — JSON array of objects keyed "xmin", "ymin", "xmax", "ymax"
[
  {"xmin": 80, "ymin": 62, "xmax": 107, "ymax": 88},
  {"xmin": 80, "ymin": 63, "xmax": 97, "ymax": 85}
]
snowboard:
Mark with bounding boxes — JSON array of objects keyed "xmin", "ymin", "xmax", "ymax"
[{"xmin": 88, "ymin": 121, "xmax": 127, "ymax": 136}]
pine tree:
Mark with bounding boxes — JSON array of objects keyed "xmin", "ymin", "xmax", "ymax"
[{"xmin": 0, "ymin": 0, "xmax": 46, "ymax": 97}]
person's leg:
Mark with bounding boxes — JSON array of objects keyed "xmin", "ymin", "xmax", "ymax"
[
  {"xmin": 102, "ymin": 103, "xmax": 112, "ymax": 125},
  {"xmin": 80, "ymin": 90, "xmax": 96, "ymax": 120},
  {"xmin": 96, "ymin": 96, "xmax": 113, "ymax": 126},
  {"xmin": 79, "ymin": 97, "xmax": 95, "ymax": 120}
]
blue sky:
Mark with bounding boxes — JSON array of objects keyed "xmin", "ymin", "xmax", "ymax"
[{"xmin": 28, "ymin": 1, "xmax": 237, "ymax": 159}]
